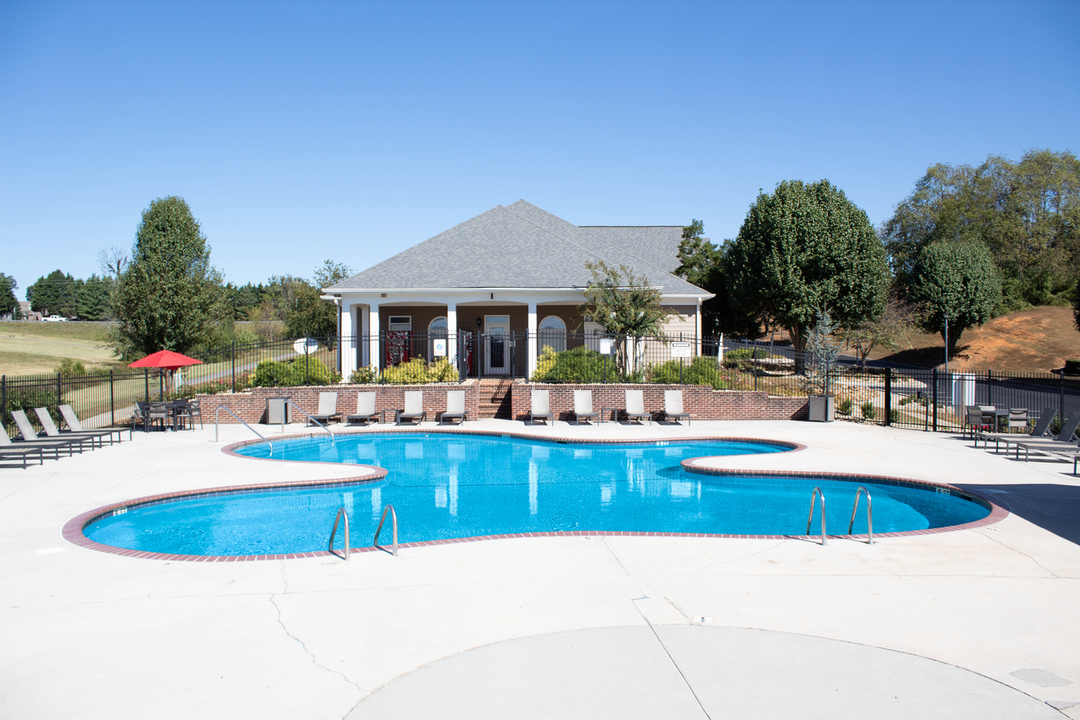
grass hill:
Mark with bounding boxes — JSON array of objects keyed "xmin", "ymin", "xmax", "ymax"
[{"xmin": 0, "ymin": 321, "xmax": 118, "ymax": 376}]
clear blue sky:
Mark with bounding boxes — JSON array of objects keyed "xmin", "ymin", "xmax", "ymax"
[{"xmin": 2, "ymin": 0, "xmax": 1077, "ymax": 299}]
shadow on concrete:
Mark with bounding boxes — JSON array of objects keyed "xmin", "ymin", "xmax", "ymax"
[{"xmin": 957, "ymin": 481, "xmax": 1080, "ymax": 546}]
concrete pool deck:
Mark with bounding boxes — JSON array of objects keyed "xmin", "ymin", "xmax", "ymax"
[{"xmin": 1, "ymin": 418, "xmax": 1078, "ymax": 718}]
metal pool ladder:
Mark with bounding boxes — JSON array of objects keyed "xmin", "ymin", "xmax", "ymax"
[
  {"xmin": 848, "ymin": 486, "xmax": 873, "ymax": 544},
  {"xmin": 373, "ymin": 504, "xmax": 399, "ymax": 556},
  {"xmin": 329, "ymin": 507, "xmax": 350, "ymax": 561},
  {"xmin": 214, "ymin": 406, "xmax": 273, "ymax": 454},
  {"xmin": 284, "ymin": 399, "xmax": 335, "ymax": 445},
  {"xmin": 806, "ymin": 487, "xmax": 826, "ymax": 545}
]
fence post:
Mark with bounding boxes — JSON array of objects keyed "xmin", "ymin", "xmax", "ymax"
[
  {"xmin": 144, "ymin": 369, "xmax": 150, "ymax": 402},
  {"xmin": 231, "ymin": 341, "xmax": 237, "ymax": 393},
  {"xmin": 1, "ymin": 375, "xmax": 5, "ymax": 429},
  {"xmin": 932, "ymin": 368, "xmax": 938, "ymax": 432},
  {"xmin": 884, "ymin": 368, "xmax": 892, "ymax": 427},
  {"xmin": 56, "ymin": 372, "xmax": 62, "ymax": 409},
  {"xmin": 1062, "ymin": 373, "xmax": 1066, "ymax": 425},
  {"xmin": 987, "ymin": 369, "xmax": 993, "ymax": 407},
  {"xmin": 109, "ymin": 369, "xmax": 116, "ymax": 427}
]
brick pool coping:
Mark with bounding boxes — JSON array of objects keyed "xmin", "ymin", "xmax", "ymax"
[{"xmin": 62, "ymin": 429, "xmax": 1006, "ymax": 561}]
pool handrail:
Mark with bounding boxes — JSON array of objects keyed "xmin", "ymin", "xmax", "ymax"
[
  {"xmin": 284, "ymin": 399, "xmax": 335, "ymax": 445},
  {"xmin": 213, "ymin": 406, "xmax": 273, "ymax": 455},
  {"xmin": 848, "ymin": 486, "xmax": 873, "ymax": 544},
  {"xmin": 329, "ymin": 507, "xmax": 350, "ymax": 561},
  {"xmin": 806, "ymin": 487, "xmax": 826, "ymax": 545},
  {"xmin": 373, "ymin": 504, "xmax": 399, "ymax": 557}
]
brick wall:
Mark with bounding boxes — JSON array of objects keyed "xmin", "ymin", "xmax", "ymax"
[
  {"xmin": 510, "ymin": 382, "xmax": 808, "ymax": 422},
  {"xmin": 197, "ymin": 381, "xmax": 479, "ymax": 424}
]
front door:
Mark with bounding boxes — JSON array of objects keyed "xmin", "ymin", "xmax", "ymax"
[{"xmin": 484, "ymin": 315, "xmax": 510, "ymax": 375}]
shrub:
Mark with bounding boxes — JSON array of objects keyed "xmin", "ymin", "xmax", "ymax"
[
  {"xmin": 56, "ymin": 358, "xmax": 87, "ymax": 375},
  {"xmin": 722, "ymin": 347, "xmax": 767, "ymax": 369},
  {"xmin": 350, "ymin": 366, "xmax": 378, "ymax": 384},
  {"xmin": 250, "ymin": 356, "xmax": 341, "ymax": 387},
  {"xmin": 861, "ymin": 401, "xmax": 876, "ymax": 420},
  {"xmin": 649, "ymin": 356, "xmax": 727, "ymax": 389},
  {"xmin": 836, "ymin": 397, "xmax": 853, "ymax": 415},
  {"xmin": 530, "ymin": 345, "xmax": 621, "ymax": 383},
  {"xmin": 380, "ymin": 357, "xmax": 460, "ymax": 384},
  {"xmin": 889, "ymin": 408, "xmax": 900, "ymax": 424}
]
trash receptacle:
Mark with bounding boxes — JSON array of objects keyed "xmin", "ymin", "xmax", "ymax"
[{"xmin": 267, "ymin": 397, "xmax": 290, "ymax": 425}]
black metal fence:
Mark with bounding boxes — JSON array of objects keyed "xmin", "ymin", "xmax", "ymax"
[{"xmin": 4, "ymin": 331, "xmax": 1078, "ymax": 437}]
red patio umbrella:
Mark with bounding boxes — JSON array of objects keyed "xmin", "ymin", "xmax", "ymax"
[{"xmin": 127, "ymin": 350, "xmax": 204, "ymax": 370}]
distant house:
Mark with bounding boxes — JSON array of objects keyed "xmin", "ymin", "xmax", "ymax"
[{"xmin": 325, "ymin": 200, "xmax": 712, "ymax": 379}]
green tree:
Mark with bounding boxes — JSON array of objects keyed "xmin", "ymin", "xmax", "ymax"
[
  {"xmin": 0, "ymin": 273, "xmax": 19, "ymax": 319},
  {"xmin": 675, "ymin": 221, "xmax": 760, "ymax": 338},
  {"xmin": 281, "ymin": 260, "xmax": 353, "ymax": 338},
  {"xmin": 113, "ymin": 196, "xmax": 225, "ymax": 358},
  {"xmin": 577, "ymin": 261, "xmax": 671, "ymax": 373},
  {"xmin": 27, "ymin": 270, "xmax": 80, "ymax": 317},
  {"xmin": 726, "ymin": 180, "xmax": 890, "ymax": 359},
  {"xmin": 883, "ymin": 150, "xmax": 1080, "ymax": 310},
  {"xmin": 76, "ymin": 274, "xmax": 113, "ymax": 320},
  {"xmin": 908, "ymin": 238, "xmax": 1001, "ymax": 356}
]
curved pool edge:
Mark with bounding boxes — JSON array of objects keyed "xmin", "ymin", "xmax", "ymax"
[
  {"xmin": 680, "ymin": 460, "xmax": 1010, "ymax": 538},
  {"xmin": 62, "ymin": 465, "xmax": 390, "ymax": 562}
]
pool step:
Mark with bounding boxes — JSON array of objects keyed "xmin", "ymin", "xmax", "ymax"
[{"xmin": 477, "ymin": 378, "xmax": 513, "ymax": 420}]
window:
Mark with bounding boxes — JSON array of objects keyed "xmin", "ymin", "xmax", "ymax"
[
  {"xmin": 428, "ymin": 316, "xmax": 448, "ymax": 359},
  {"xmin": 538, "ymin": 315, "xmax": 566, "ymax": 353}
]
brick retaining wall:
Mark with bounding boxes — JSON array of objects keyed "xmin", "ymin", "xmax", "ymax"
[
  {"xmin": 510, "ymin": 382, "xmax": 808, "ymax": 422},
  {"xmin": 197, "ymin": 381, "xmax": 479, "ymax": 424}
]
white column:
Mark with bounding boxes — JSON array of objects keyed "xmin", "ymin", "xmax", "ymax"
[
  {"xmin": 340, "ymin": 301, "xmax": 356, "ymax": 378},
  {"xmin": 369, "ymin": 304, "xmax": 380, "ymax": 371},
  {"xmin": 447, "ymin": 302, "xmax": 458, "ymax": 370},
  {"xmin": 527, "ymin": 301, "xmax": 538, "ymax": 379}
]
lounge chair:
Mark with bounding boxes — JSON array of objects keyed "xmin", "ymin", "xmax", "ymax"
[
  {"xmin": 1017, "ymin": 410, "xmax": 1080, "ymax": 461},
  {"xmin": 977, "ymin": 408, "xmax": 1054, "ymax": 451},
  {"xmin": 396, "ymin": 391, "xmax": 426, "ymax": 425},
  {"xmin": 34, "ymin": 407, "xmax": 113, "ymax": 447},
  {"xmin": 623, "ymin": 389, "xmax": 650, "ymax": 425},
  {"xmin": 309, "ymin": 392, "xmax": 341, "ymax": 425},
  {"xmin": 0, "ymin": 428, "xmax": 47, "ymax": 468},
  {"xmin": 9, "ymin": 410, "xmax": 87, "ymax": 456},
  {"xmin": 59, "ymin": 404, "xmax": 131, "ymax": 442},
  {"xmin": 528, "ymin": 389, "xmax": 553, "ymax": 425},
  {"xmin": 345, "ymin": 392, "xmax": 379, "ymax": 425},
  {"xmin": 439, "ymin": 390, "xmax": 467, "ymax": 425},
  {"xmin": 571, "ymin": 390, "xmax": 598, "ymax": 425},
  {"xmin": 663, "ymin": 390, "xmax": 690, "ymax": 425}
]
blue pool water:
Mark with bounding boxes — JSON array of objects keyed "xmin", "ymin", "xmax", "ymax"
[{"xmin": 84, "ymin": 434, "xmax": 990, "ymax": 556}]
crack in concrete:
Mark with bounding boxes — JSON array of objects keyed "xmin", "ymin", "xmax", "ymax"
[
  {"xmin": 698, "ymin": 539, "xmax": 787, "ymax": 571},
  {"xmin": 645, "ymin": 625, "xmax": 712, "ymax": 720},
  {"xmin": 266, "ymin": 592, "xmax": 368, "ymax": 705},
  {"xmin": 974, "ymin": 528, "xmax": 1066, "ymax": 579},
  {"xmin": 0, "ymin": 472, "xmax": 54, "ymax": 503}
]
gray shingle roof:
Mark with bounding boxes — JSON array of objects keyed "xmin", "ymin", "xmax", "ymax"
[
  {"xmin": 327, "ymin": 201, "xmax": 706, "ymax": 296},
  {"xmin": 578, "ymin": 226, "xmax": 684, "ymax": 274}
]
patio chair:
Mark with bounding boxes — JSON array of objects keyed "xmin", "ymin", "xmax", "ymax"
[
  {"xmin": 439, "ymin": 390, "xmax": 468, "ymax": 425},
  {"xmin": 1016, "ymin": 410, "xmax": 1080, "ymax": 461},
  {"xmin": 9, "ymin": 410, "xmax": 87, "ymax": 456},
  {"xmin": 0, "ymin": 427, "xmax": 47, "ymax": 468},
  {"xmin": 1007, "ymin": 408, "xmax": 1029, "ymax": 432},
  {"xmin": 976, "ymin": 407, "xmax": 1054, "ymax": 452},
  {"xmin": 528, "ymin": 389, "xmax": 553, "ymax": 425},
  {"xmin": 345, "ymin": 392, "xmax": 379, "ymax": 425},
  {"xmin": 396, "ymin": 391, "xmax": 426, "ymax": 425},
  {"xmin": 178, "ymin": 398, "xmax": 203, "ymax": 429},
  {"xmin": 663, "ymin": 390, "xmax": 690, "ymax": 426},
  {"xmin": 623, "ymin": 389, "xmax": 650, "ymax": 425},
  {"xmin": 963, "ymin": 406, "xmax": 991, "ymax": 440},
  {"xmin": 309, "ymin": 392, "xmax": 341, "ymax": 425},
  {"xmin": 59, "ymin": 404, "xmax": 130, "ymax": 442},
  {"xmin": 571, "ymin": 390, "xmax": 598, "ymax": 425},
  {"xmin": 168, "ymin": 399, "xmax": 194, "ymax": 431},
  {"xmin": 144, "ymin": 402, "xmax": 170, "ymax": 432},
  {"xmin": 34, "ymin": 407, "xmax": 112, "ymax": 447}
]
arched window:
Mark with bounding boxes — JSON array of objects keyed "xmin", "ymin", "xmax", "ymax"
[
  {"xmin": 428, "ymin": 316, "xmax": 448, "ymax": 360},
  {"xmin": 538, "ymin": 315, "xmax": 566, "ymax": 353}
]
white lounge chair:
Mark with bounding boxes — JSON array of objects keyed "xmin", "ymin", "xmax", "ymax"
[
  {"xmin": 346, "ymin": 392, "xmax": 379, "ymax": 425},
  {"xmin": 976, "ymin": 407, "xmax": 1054, "ymax": 451},
  {"xmin": 663, "ymin": 390, "xmax": 690, "ymax": 425},
  {"xmin": 59, "ymin": 404, "xmax": 131, "ymax": 442},
  {"xmin": 396, "ymin": 391, "xmax": 426, "ymax": 425},
  {"xmin": 529, "ymin": 390, "xmax": 553, "ymax": 425},
  {"xmin": 35, "ymin": 407, "xmax": 113, "ymax": 447},
  {"xmin": 439, "ymin": 390, "xmax": 467, "ymax": 425},
  {"xmin": 0, "ymin": 427, "xmax": 47, "ymax": 468},
  {"xmin": 310, "ymin": 392, "xmax": 341, "ymax": 425},
  {"xmin": 623, "ymin": 389, "xmax": 650, "ymax": 425},
  {"xmin": 9, "ymin": 410, "xmax": 86, "ymax": 455},
  {"xmin": 572, "ymin": 390, "xmax": 598, "ymax": 425}
]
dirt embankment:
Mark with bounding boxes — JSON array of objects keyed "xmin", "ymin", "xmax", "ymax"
[{"xmin": 874, "ymin": 306, "xmax": 1080, "ymax": 372}]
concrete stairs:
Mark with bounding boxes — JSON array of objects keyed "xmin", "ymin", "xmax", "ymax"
[{"xmin": 477, "ymin": 378, "xmax": 513, "ymax": 420}]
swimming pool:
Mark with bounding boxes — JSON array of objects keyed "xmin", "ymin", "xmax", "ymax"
[{"xmin": 75, "ymin": 433, "xmax": 996, "ymax": 558}]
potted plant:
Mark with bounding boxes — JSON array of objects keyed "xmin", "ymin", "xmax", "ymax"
[{"xmin": 805, "ymin": 311, "xmax": 839, "ymax": 422}]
